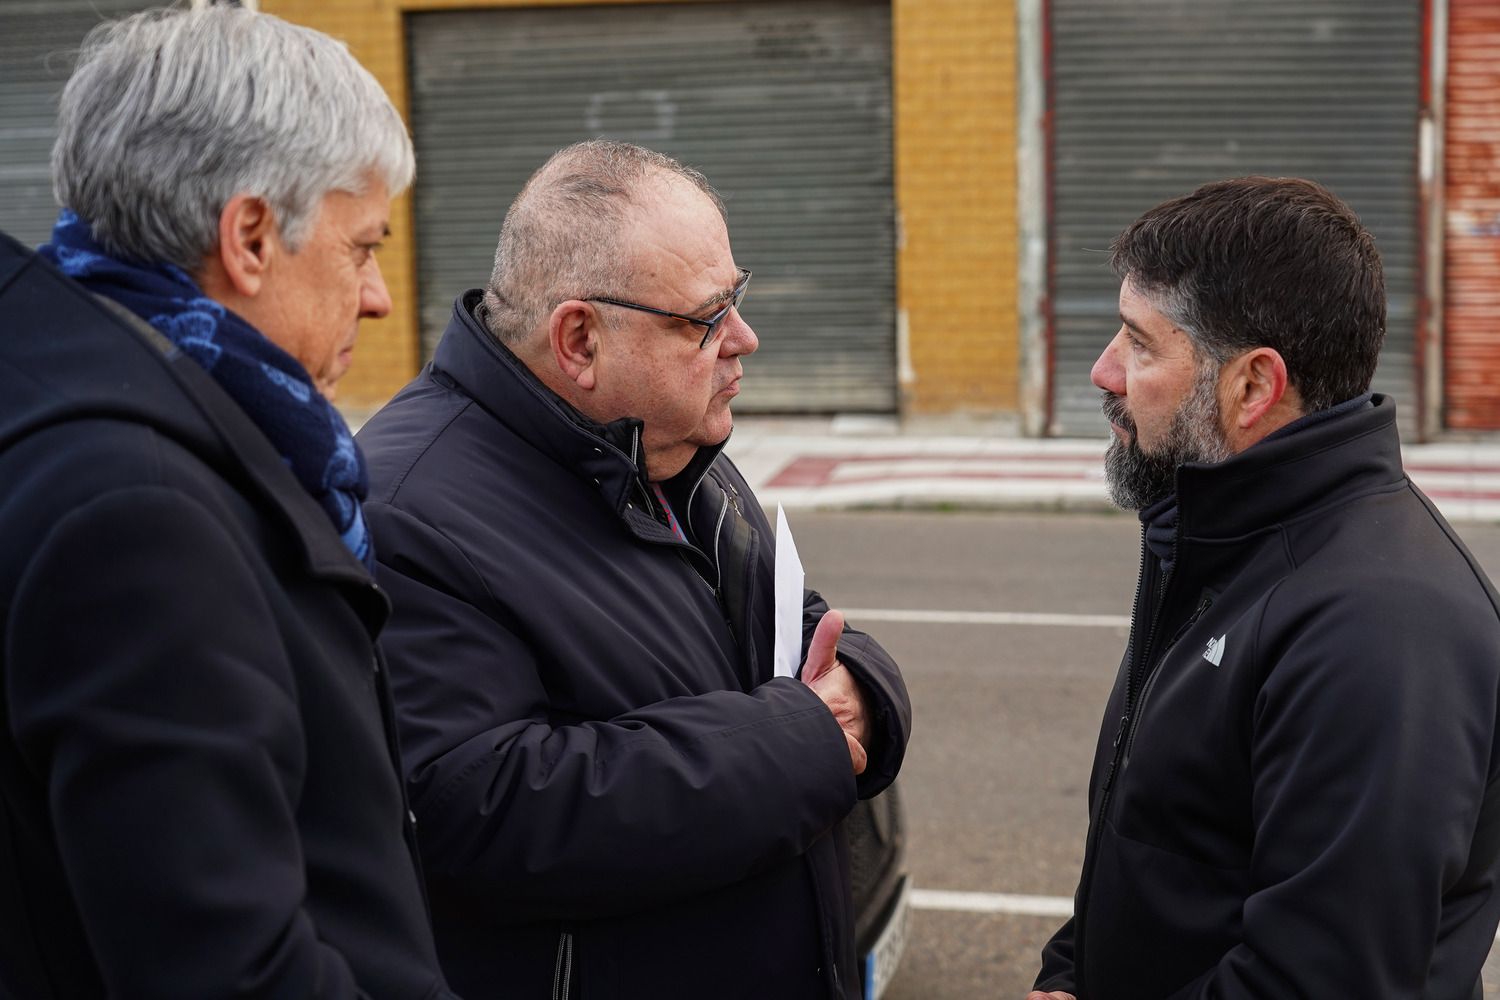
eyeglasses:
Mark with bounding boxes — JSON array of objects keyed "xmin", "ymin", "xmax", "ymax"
[{"xmin": 587, "ymin": 267, "xmax": 751, "ymax": 349}]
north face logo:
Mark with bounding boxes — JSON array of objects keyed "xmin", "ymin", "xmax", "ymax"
[{"xmin": 1202, "ymin": 634, "xmax": 1227, "ymax": 666}]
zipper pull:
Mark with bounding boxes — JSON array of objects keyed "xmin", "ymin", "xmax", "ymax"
[
  {"xmin": 1112, "ymin": 714, "xmax": 1130, "ymax": 749},
  {"xmin": 724, "ymin": 480, "xmax": 742, "ymax": 515}
]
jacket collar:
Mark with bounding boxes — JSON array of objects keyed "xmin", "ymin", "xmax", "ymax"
[
  {"xmin": 0, "ymin": 234, "xmax": 373, "ymax": 589},
  {"xmin": 431, "ymin": 290, "xmax": 728, "ymax": 516},
  {"xmin": 99, "ymin": 298, "xmax": 378, "ymax": 588},
  {"xmin": 1174, "ymin": 393, "xmax": 1404, "ymax": 540}
]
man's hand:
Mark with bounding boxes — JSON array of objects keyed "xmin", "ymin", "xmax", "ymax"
[
  {"xmin": 802, "ymin": 609, "xmax": 871, "ymax": 775},
  {"xmin": 1025, "ymin": 992, "xmax": 1077, "ymax": 1000}
]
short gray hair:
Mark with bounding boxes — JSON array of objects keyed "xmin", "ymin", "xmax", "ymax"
[
  {"xmin": 482, "ymin": 140, "xmax": 725, "ymax": 345},
  {"xmin": 52, "ymin": 5, "xmax": 415, "ymax": 270}
]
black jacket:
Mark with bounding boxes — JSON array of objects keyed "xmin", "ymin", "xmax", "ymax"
[
  {"xmin": 1037, "ymin": 396, "xmax": 1500, "ymax": 1000},
  {"xmin": 357, "ymin": 291, "xmax": 911, "ymax": 999},
  {"xmin": 0, "ymin": 232, "xmax": 454, "ymax": 999}
]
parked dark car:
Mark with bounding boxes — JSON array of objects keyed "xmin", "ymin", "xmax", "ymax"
[{"xmin": 851, "ymin": 781, "xmax": 909, "ymax": 999}]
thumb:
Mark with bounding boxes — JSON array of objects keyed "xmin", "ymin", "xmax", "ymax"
[
  {"xmin": 846, "ymin": 730, "xmax": 868, "ymax": 775},
  {"xmin": 800, "ymin": 609, "xmax": 845, "ymax": 684}
]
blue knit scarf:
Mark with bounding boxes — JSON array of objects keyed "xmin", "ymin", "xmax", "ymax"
[{"xmin": 38, "ymin": 209, "xmax": 375, "ymax": 571}]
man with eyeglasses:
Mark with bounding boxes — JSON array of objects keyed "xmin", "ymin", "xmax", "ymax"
[{"xmin": 355, "ymin": 140, "xmax": 911, "ymax": 999}]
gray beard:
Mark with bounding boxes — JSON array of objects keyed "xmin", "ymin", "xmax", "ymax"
[{"xmin": 1101, "ymin": 366, "xmax": 1234, "ymax": 511}]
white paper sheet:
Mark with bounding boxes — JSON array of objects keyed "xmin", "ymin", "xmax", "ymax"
[{"xmin": 773, "ymin": 504, "xmax": 805, "ymax": 678}]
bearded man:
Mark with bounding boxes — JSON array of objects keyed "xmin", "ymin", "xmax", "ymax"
[{"xmin": 1028, "ymin": 177, "xmax": 1500, "ymax": 1000}]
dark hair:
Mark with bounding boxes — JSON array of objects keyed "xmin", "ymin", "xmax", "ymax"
[{"xmin": 1110, "ymin": 176, "xmax": 1385, "ymax": 414}]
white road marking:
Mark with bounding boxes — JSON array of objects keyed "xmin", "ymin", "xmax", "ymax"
[
  {"xmin": 911, "ymin": 888, "xmax": 1073, "ymax": 917},
  {"xmin": 910, "ymin": 889, "xmax": 1500, "ymax": 944},
  {"xmin": 841, "ymin": 608, "xmax": 1129, "ymax": 628}
]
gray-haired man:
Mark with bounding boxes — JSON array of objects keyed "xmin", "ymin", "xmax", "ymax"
[{"xmin": 0, "ymin": 7, "xmax": 456, "ymax": 997}]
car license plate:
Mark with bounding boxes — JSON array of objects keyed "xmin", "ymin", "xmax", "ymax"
[{"xmin": 863, "ymin": 877, "xmax": 911, "ymax": 1000}]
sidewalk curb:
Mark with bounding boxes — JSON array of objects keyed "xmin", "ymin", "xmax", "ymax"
[{"xmin": 726, "ymin": 419, "xmax": 1500, "ymax": 523}]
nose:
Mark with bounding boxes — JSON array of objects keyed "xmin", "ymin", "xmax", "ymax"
[
  {"xmin": 718, "ymin": 308, "xmax": 758, "ymax": 357},
  {"xmin": 1091, "ymin": 328, "xmax": 1127, "ymax": 395},
  {"xmin": 361, "ymin": 254, "xmax": 393, "ymax": 320}
]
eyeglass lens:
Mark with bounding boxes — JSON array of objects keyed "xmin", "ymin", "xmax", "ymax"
[{"xmin": 701, "ymin": 271, "xmax": 751, "ymax": 348}]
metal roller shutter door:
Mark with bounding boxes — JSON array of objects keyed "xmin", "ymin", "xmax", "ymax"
[
  {"xmin": 407, "ymin": 0, "xmax": 896, "ymax": 412},
  {"xmin": 0, "ymin": 1, "xmax": 148, "ymax": 248},
  {"xmin": 1049, "ymin": 0, "xmax": 1420, "ymax": 437}
]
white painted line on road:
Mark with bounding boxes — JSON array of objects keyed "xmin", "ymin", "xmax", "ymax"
[
  {"xmin": 911, "ymin": 888, "xmax": 1073, "ymax": 917},
  {"xmin": 911, "ymin": 889, "xmax": 1500, "ymax": 945},
  {"xmin": 842, "ymin": 608, "xmax": 1130, "ymax": 628}
]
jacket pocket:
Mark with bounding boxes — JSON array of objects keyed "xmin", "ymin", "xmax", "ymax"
[{"xmin": 551, "ymin": 931, "xmax": 574, "ymax": 1000}]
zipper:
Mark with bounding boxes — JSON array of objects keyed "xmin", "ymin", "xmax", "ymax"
[
  {"xmin": 1072, "ymin": 525, "xmax": 1177, "ymax": 994},
  {"xmin": 551, "ymin": 932, "xmax": 573, "ymax": 1000},
  {"xmin": 1122, "ymin": 655, "xmax": 1166, "ymax": 770},
  {"xmin": 1104, "ymin": 532, "xmax": 1155, "ymax": 802},
  {"xmin": 708, "ymin": 487, "xmax": 729, "ymax": 594},
  {"xmin": 643, "ymin": 444, "xmax": 720, "ymax": 550},
  {"xmin": 1123, "ymin": 593, "xmax": 1213, "ymax": 764},
  {"xmin": 706, "ymin": 473, "xmax": 755, "ymax": 656},
  {"xmin": 683, "ymin": 454, "xmax": 718, "ymax": 513}
]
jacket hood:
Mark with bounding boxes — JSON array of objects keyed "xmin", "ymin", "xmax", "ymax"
[{"xmin": 0, "ymin": 230, "xmax": 369, "ymax": 585}]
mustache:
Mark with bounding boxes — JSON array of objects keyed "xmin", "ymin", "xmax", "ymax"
[
  {"xmin": 1100, "ymin": 392, "xmax": 1135, "ymax": 435},
  {"xmin": 716, "ymin": 365, "xmax": 743, "ymax": 392}
]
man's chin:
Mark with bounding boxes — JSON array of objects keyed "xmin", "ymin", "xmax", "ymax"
[
  {"xmin": 315, "ymin": 365, "xmax": 348, "ymax": 402},
  {"xmin": 693, "ymin": 407, "xmax": 735, "ymax": 448},
  {"xmin": 1103, "ymin": 438, "xmax": 1176, "ymax": 511},
  {"xmin": 712, "ymin": 416, "xmax": 734, "ymax": 446}
]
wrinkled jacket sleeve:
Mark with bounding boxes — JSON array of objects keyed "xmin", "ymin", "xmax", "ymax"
[
  {"xmin": 368, "ymin": 500, "xmax": 860, "ymax": 922},
  {"xmin": 1034, "ymin": 917, "xmax": 1077, "ymax": 994},
  {"xmin": 800, "ymin": 588, "xmax": 910, "ymax": 799},
  {"xmin": 7, "ymin": 487, "xmax": 367, "ymax": 999}
]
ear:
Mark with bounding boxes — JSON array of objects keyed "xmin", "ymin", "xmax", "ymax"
[
  {"xmin": 1223, "ymin": 346, "xmax": 1289, "ymax": 432},
  {"xmin": 213, "ymin": 194, "xmax": 278, "ymax": 298},
  {"xmin": 548, "ymin": 300, "xmax": 601, "ymax": 391}
]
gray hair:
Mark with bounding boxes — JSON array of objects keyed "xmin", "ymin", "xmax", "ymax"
[
  {"xmin": 51, "ymin": 5, "xmax": 414, "ymax": 269},
  {"xmin": 482, "ymin": 140, "xmax": 726, "ymax": 345},
  {"xmin": 1136, "ymin": 282, "xmax": 1232, "ymax": 366}
]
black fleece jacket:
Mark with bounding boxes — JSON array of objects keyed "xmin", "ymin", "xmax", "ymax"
[{"xmin": 1038, "ymin": 395, "xmax": 1500, "ymax": 1000}]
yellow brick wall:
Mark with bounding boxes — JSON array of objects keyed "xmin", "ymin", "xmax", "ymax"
[
  {"xmin": 258, "ymin": 0, "xmax": 414, "ymax": 411},
  {"xmin": 263, "ymin": 0, "xmax": 1021, "ymax": 417},
  {"xmin": 893, "ymin": 0, "xmax": 1018, "ymax": 414}
]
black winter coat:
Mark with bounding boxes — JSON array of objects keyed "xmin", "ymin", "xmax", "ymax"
[
  {"xmin": 357, "ymin": 291, "xmax": 912, "ymax": 999},
  {"xmin": 1037, "ymin": 396, "xmax": 1500, "ymax": 1000},
  {"xmin": 0, "ymin": 232, "xmax": 454, "ymax": 999}
]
